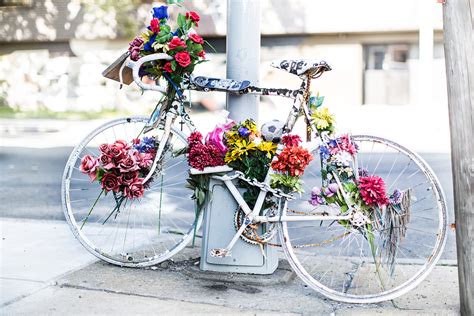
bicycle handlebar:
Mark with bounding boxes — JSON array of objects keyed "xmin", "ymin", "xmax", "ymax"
[{"xmin": 127, "ymin": 53, "xmax": 173, "ymax": 93}]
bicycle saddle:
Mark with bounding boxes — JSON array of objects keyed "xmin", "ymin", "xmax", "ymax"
[{"xmin": 271, "ymin": 59, "xmax": 332, "ymax": 77}]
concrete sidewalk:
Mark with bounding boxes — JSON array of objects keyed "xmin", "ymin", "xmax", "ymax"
[{"xmin": 0, "ymin": 218, "xmax": 460, "ymax": 315}]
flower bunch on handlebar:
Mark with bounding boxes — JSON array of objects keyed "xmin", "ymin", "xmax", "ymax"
[{"xmin": 128, "ymin": 4, "xmax": 206, "ymax": 87}]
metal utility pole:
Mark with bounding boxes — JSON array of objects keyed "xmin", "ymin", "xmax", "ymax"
[
  {"xmin": 442, "ymin": 0, "xmax": 474, "ymax": 315},
  {"xmin": 226, "ymin": 0, "xmax": 261, "ymax": 122}
]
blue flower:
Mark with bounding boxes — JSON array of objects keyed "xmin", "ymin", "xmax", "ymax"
[
  {"xmin": 171, "ymin": 29, "xmax": 179, "ymax": 37},
  {"xmin": 238, "ymin": 127, "xmax": 250, "ymax": 137},
  {"xmin": 152, "ymin": 6, "xmax": 169, "ymax": 20},
  {"xmin": 319, "ymin": 145, "xmax": 330, "ymax": 160},
  {"xmin": 328, "ymin": 139, "xmax": 337, "ymax": 148},
  {"xmin": 143, "ymin": 33, "xmax": 157, "ymax": 51}
]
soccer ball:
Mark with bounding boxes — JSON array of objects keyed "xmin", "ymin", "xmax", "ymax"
[{"xmin": 261, "ymin": 119, "xmax": 285, "ymax": 143}]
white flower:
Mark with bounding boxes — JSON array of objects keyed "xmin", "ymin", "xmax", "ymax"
[{"xmin": 335, "ymin": 151, "xmax": 353, "ymax": 166}]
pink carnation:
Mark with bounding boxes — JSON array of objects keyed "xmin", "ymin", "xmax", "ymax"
[
  {"xmin": 80, "ymin": 155, "xmax": 99, "ymax": 181},
  {"xmin": 358, "ymin": 175, "xmax": 389, "ymax": 207},
  {"xmin": 282, "ymin": 134, "xmax": 302, "ymax": 147}
]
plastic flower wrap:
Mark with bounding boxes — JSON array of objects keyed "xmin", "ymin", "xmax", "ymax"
[{"xmin": 127, "ymin": 5, "xmax": 206, "ymax": 87}]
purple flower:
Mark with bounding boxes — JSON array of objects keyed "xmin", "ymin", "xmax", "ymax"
[
  {"xmin": 309, "ymin": 194, "xmax": 325, "ymax": 206},
  {"xmin": 152, "ymin": 6, "xmax": 168, "ymax": 20},
  {"xmin": 389, "ymin": 189, "xmax": 402, "ymax": 205},
  {"xmin": 319, "ymin": 145, "xmax": 330, "ymax": 160},
  {"xmin": 238, "ymin": 127, "xmax": 250, "ymax": 137},
  {"xmin": 323, "ymin": 183, "xmax": 339, "ymax": 197},
  {"xmin": 311, "ymin": 186, "xmax": 321, "ymax": 195},
  {"xmin": 358, "ymin": 167, "xmax": 369, "ymax": 178}
]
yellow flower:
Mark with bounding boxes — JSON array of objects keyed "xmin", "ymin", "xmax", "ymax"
[
  {"xmin": 225, "ymin": 130, "xmax": 240, "ymax": 146},
  {"xmin": 241, "ymin": 119, "xmax": 258, "ymax": 134},
  {"xmin": 257, "ymin": 141, "xmax": 277, "ymax": 158},
  {"xmin": 311, "ymin": 107, "xmax": 335, "ymax": 131},
  {"xmin": 224, "ymin": 139, "xmax": 256, "ymax": 163}
]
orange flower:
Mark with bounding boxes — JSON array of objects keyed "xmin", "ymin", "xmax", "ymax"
[{"xmin": 271, "ymin": 146, "xmax": 313, "ymax": 176}]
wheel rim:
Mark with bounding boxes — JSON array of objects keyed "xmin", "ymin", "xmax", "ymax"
[
  {"xmin": 281, "ymin": 135, "xmax": 447, "ymax": 303},
  {"xmin": 62, "ymin": 117, "xmax": 200, "ymax": 267}
]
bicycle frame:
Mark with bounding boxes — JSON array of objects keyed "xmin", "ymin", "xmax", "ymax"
[{"xmin": 126, "ymin": 55, "xmax": 353, "ymax": 255}]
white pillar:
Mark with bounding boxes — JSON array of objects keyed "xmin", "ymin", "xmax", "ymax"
[
  {"xmin": 418, "ymin": 0, "xmax": 434, "ymax": 106},
  {"xmin": 226, "ymin": 0, "xmax": 261, "ymax": 122}
]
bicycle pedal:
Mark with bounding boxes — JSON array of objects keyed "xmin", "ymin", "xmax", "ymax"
[{"xmin": 210, "ymin": 248, "xmax": 231, "ymax": 258}]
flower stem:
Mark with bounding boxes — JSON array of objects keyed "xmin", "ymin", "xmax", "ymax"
[{"xmin": 81, "ymin": 189, "xmax": 104, "ymax": 230}]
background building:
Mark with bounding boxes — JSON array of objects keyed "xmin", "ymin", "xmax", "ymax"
[{"xmin": 0, "ymin": 0, "xmax": 449, "ymax": 150}]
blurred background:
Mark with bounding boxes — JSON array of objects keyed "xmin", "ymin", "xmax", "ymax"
[{"xmin": 0, "ymin": 0, "xmax": 456, "ymax": 304}]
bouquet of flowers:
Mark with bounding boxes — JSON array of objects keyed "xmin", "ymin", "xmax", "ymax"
[
  {"xmin": 80, "ymin": 137, "xmax": 156, "ymax": 206},
  {"xmin": 127, "ymin": 4, "xmax": 206, "ymax": 89},
  {"xmin": 270, "ymin": 135, "xmax": 313, "ymax": 193}
]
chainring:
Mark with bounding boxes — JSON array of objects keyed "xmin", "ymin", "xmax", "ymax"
[{"xmin": 233, "ymin": 207, "xmax": 278, "ymax": 245}]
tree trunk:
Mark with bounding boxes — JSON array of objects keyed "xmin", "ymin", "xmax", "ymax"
[{"xmin": 442, "ymin": 1, "xmax": 474, "ymax": 315}]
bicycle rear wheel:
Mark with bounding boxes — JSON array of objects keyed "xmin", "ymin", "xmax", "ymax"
[
  {"xmin": 62, "ymin": 117, "xmax": 200, "ymax": 267},
  {"xmin": 280, "ymin": 135, "xmax": 447, "ymax": 303}
]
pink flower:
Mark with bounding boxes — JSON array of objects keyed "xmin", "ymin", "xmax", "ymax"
[
  {"xmin": 150, "ymin": 18, "xmax": 160, "ymax": 33},
  {"xmin": 136, "ymin": 152, "xmax": 154, "ymax": 169},
  {"xmin": 99, "ymin": 153, "xmax": 116, "ymax": 170},
  {"xmin": 101, "ymin": 172, "xmax": 120, "ymax": 192},
  {"xmin": 109, "ymin": 145, "xmax": 124, "ymax": 163},
  {"xmin": 99, "ymin": 143, "xmax": 110, "ymax": 154},
  {"xmin": 198, "ymin": 50, "xmax": 206, "ymax": 59},
  {"xmin": 168, "ymin": 37, "xmax": 187, "ymax": 50},
  {"xmin": 114, "ymin": 140, "xmax": 131, "ymax": 151},
  {"xmin": 338, "ymin": 134, "xmax": 358, "ymax": 155},
  {"xmin": 174, "ymin": 51, "xmax": 191, "ymax": 67},
  {"xmin": 119, "ymin": 156, "xmax": 140, "ymax": 173},
  {"xmin": 163, "ymin": 62, "xmax": 173, "ymax": 73},
  {"xmin": 358, "ymin": 176, "xmax": 389, "ymax": 207},
  {"xmin": 186, "ymin": 11, "xmax": 200, "ymax": 26},
  {"xmin": 123, "ymin": 178, "xmax": 144, "ymax": 199},
  {"xmin": 188, "ymin": 33, "xmax": 204, "ymax": 44},
  {"xmin": 282, "ymin": 134, "xmax": 302, "ymax": 147},
  {"xmin": 120, "ymin": 171, "xmax": 139, "ymax": 186},
  {"xmin": 130, "ymin": 47, "xmax": 141, "ymax": 61},
  {"xmin": 80, "ymin": 155, "xmax": 99, "ymax": 181}
]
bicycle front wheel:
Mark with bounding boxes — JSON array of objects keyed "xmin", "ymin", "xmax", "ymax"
[
  {"xmin": 280, "ymin": 135, "xmax": 447, "ymax": 303},
  {"xmin": 62, "ymin": 117, "xmax": 200, "ymax": 267}
]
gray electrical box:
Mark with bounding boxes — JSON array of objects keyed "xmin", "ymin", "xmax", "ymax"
[{"xmin": 200, "ymin": 177, "xmax": 279, "ymax": 274}]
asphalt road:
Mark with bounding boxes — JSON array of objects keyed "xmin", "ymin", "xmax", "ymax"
[{"xmin": 0, "ymin": 146, "xmax": 456, "ymax": 259}]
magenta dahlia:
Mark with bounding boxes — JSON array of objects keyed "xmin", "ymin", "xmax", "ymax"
[{"xmin": 357, "ymin": 175, "xmax": 389, "ymax": 207}]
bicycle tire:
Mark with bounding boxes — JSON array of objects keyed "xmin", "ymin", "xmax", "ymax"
[
  {"xmin": 62, "ymin": 117, "xmax": 202, "ymax": 267},
  {"xmin": 279, "ymin": 135, "xmax": 447, "ymax": 303}
]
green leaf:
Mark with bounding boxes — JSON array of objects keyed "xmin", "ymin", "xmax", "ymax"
[
  {"xmin": 171, "ymin": 61, "xmax": 177, "ymax": 71},
  {"xmin": 177, "ymin": 13, "xmax": 186, "ymax": 28}
]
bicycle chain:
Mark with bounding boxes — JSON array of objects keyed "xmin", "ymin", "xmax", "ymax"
[{"xmin": 233, "ymin": 171, "xmax": 295, "ymax": 200}]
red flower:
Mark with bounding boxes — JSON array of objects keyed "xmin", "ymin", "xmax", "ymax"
[
  {"xmin": 188, "ymin": 33, "xmax": 204, "ymax": 44},
  {"xmin": 119, "ymin": 156, "xmax": 140, "ymax": 173},
  {"xmin": 271, "ymin": 146, "xmax": 313, "ymax": 176},
  {"xmin": 187, "ymin": 133, "xmax": 225, "ymax": 170},
  {"xmin": 163, "ymin": 62, "xmax": 173, "ymax": 73},
  {"xmin": 282, "ymin": 134, "xmax": 302, "ymax": 147},
  {"xmin": 198, "ymin": 50, "xmax": 206, "ymax": 59},
  {"xmin": 150, "ymin": 18, "xmax": 160, "ymax": 33},
  {"xmin": 101, "ymin": 172, "xmax": 120, "ymax": 192},
  {"xmin": 123, "ymin": 178, "xmax": 144, "ymax": 199},
  {"xmin": 168, "ymin": 37, "xmax": 187, "ymax": 50},
  {"xmin": 186, "ymin": 11, "xmax": 200, "ymax": 26},
  {"xmin": 120, "ymin": 171, "xmax": 139, "ymax": 186},
  {"xmin": 174, "ymin": 51, "xmax": 191, "ymax": 67},
  {"xmin": 357, "ymin": 176, "xmax": 389, "ymax": 207},
  {"xmin": 99, "ymin": 153, "xmax": 116, "ymax": 170},
  {"xmin": 80, "ymin": 155, "xmax": 100, "ymax": 181},
  {"xmin": 188, "ymin": 131, "xmax": 203, "ymax": 144}
]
